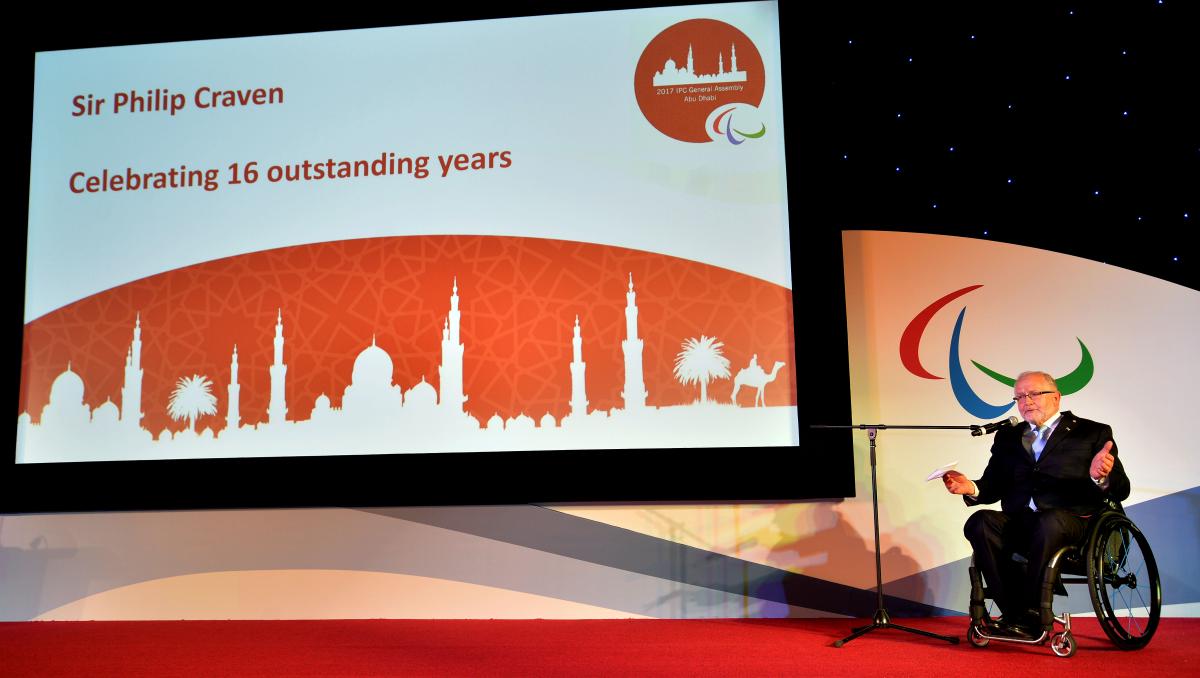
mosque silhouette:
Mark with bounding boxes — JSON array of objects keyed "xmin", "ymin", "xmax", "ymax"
[
  {"xmin": 17, "ymin": 276, "xmax": 796, "ymax": 462},
  {"xmin": 652, "ymin": 43, "xmax": 748, "ymax": 87}
]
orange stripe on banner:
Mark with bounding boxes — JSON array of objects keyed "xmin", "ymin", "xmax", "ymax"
[{"xmin": 19, "ymin": 236, "xmax": 796, "ymax": 438}]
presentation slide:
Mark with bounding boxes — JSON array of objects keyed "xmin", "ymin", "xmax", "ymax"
[{"xmin": 18, "ymin": 2, "xmax": 797, "ymax": 464}]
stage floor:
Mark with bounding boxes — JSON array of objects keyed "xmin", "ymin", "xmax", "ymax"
[{"xmin": 2, "ymin": 616, "xmax": 1194, "ymax": 676}]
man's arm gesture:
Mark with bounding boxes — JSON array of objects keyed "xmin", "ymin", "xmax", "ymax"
[
  {"xmin": 943, "ymin": 470, "xmax": 975, "ymax": 495},
  {"xmin": 1090, "ymin": 441, "xmax": 1115, "ymax": 481}
]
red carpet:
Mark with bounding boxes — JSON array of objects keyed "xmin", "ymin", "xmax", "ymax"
[{"xmin": 1, "ymin": 617, "xmax": 1196, "ymax": 677}]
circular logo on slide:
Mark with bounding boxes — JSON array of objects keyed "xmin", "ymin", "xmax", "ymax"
[{"xmin": 634, "ymin": 19, "xmax": 766, "ymax": 143}]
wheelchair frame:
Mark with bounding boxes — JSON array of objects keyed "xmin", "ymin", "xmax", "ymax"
[{"xmin": 965, "ymin": 507, "xmax": 1161, "ymax": 658}]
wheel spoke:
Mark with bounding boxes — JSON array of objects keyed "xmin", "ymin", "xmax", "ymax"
[
  {"xmin": 1088, "ymin": 516, "xmax": 1161, "ymax": 649},
  {"xmin": 1134, "ymin": 588, "xmax": 1149, "ymax": 613}
]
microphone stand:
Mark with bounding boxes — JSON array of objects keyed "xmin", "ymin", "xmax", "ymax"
[{"xmin": 811, "ymin": 423, "xmax": 988, "ymax": 647}]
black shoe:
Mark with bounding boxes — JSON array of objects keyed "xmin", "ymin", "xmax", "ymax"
[{"xmin": 995, "ymin": 611, "xmax": 1040, "ymax": 639}]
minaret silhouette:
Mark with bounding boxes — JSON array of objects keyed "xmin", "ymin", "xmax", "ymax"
[
  {"xmin": 719, "ymin": 51, "xmax": 725, "ymax": 75},
  {"xmin": 227, "ymin": 344, "xmax": 240, "ymax": 430},
  {"xmin": 569, "ymin": 315, "xmax": 588, "ymax": 418},
  {"xmin": 621, "ymin": 274, "xmax": 647, "ymax": 409},
  {"xmin": 268, "ymin": 309, "xmax": 288, "ymax": 425},
  {"xmin": 120, "ymin": 313, "xmax": 143, "ymax": 428},
  {"xmin": 731, "ymin": 43, "xmax": 738, "ymax": 73},
  {"xmin": 687, "ymin": 44, "xmax": 694, "ymax": 75},
  {"xmin": 439, "ymin": 278, "xmax": 466, "ymax": 412}
]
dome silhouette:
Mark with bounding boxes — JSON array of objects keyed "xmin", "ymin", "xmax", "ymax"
[
  {"xmin": 49, "ymin": 364, "xmax": 85, "ymax": 405},
  {"xmin": 93, "ymin": 399, "xmax": 119, "ymax": 424},
  {"xmin": 40, "ymin": 363, "xmax": 93, "ymax": 429},
  {"xmin": 405, "ymin": 377, "xmax": 437, "ymax": 409},
  {"xmin": 342, "ymin": 337, "xmax": 403, "ymax": 417},
  {"xmin": 351, "ymin": 338, "xmax": 394, "ymax": 387}
]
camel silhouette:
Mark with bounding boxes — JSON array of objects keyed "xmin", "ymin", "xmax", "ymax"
[{"xmin": 731, "ymin": 361, "xmax": 785, "ymax": 407}]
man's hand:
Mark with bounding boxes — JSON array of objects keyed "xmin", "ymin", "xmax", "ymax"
[
  {"xmin": 1090, "ymin": 441, "xmax": 1115, "ymax": 481},
  {"xmin": 943, "ymin": 470, "xmax": 974, "ymax": 495}
]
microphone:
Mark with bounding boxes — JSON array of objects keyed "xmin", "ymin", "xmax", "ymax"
[{"xmin": 971, "ymin": 416, "xmax": 1019, "ymax": 437}]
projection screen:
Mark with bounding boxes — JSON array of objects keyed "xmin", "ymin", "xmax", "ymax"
[{"xmin": 13, "ymin": 2, "xmax": 851, "ymax": 510}]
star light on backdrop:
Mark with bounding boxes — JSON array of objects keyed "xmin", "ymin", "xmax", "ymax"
[{"xmin": 805, "ymin": 1, "xmax": 1197, "ymax": 289}]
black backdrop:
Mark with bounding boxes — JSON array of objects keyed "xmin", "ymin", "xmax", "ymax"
[{"xmin": 7, "ymin": 1, "xmax": 1196, "ymax": 512}]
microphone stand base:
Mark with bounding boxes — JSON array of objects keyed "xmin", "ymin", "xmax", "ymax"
[{"xmin": 833, "ymin": 608, "xmax": 960, "ymax": 647}]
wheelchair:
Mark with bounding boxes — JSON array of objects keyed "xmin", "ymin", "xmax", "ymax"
[{"xmin": 965, "ymin": 503, "xmax": 1162, "ymax": 658}]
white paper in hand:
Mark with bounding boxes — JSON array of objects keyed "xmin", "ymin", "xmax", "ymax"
[{"xmin": 925, "ymin": 461, "xmax": 958, "ymax": 482}]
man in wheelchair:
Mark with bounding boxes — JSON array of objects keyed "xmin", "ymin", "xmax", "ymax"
[{"xmin": 942, "ymin": 370, "xmax": 1129, "ymax": 639}]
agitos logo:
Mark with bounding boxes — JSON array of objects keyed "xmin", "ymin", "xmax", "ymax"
[
  {"xmin": 634, "ymin": 19, "xmax": 767, "ymax": 144},
  {"xmin": 900, "ymin": 285, "xmax": 1095, "ymax": 419}
]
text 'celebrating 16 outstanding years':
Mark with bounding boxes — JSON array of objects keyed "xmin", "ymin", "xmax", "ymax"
[
  {"xmin": 67, "ymin": 151, "xmax": 515, "ymax": 194},
  {"xmin": 65, "ymin": 85, "xmax": 512, "ymax": 194}
]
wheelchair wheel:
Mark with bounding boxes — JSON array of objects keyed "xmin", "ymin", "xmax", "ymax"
[
  {"xmin": 1086, "ymin": 513, "xmax": 1161, "ymax": 650},
  {"xmin": 1050, "ymin": 631, "xmax": 1076, "ymax": 658},
  {"xmin": 967, "ymin": 623, "xmax": 989, "ymax": 648}
]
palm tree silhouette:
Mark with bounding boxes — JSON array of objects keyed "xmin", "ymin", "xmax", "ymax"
[
  {"xmin": 673, "ymin": 335, "xmax": 731, "ymax": 404},
  {"xmin": 167, "ymin": 374, "xmax": 218, "ymax": 433}
]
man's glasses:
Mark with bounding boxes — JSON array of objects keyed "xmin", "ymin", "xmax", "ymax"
[{"xmin": 1012, "ymin": 390, "xmax": 1056, "ymax": 402}]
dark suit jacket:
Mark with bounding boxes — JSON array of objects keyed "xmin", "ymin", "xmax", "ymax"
[{"xmin": 965, "ymin": 411, "xmax": 1130, "ymax": 515}]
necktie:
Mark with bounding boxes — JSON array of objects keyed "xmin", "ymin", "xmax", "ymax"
[
  {"xmin": 1021, "ymin": 426, "xmax": 1037, "ymax": 456},
  {"xmin": 1032, "ymin": 426, "xmax": 1049, "ymax": 460},
  {"xmin": 1026, "ymin": 425, "xmax": 1048, "ymax": 511}
]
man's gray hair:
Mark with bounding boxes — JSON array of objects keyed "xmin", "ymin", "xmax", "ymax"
[{"xmin": 1017, "ymin": 371, "xmax": 1059, "ymax": 392}]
